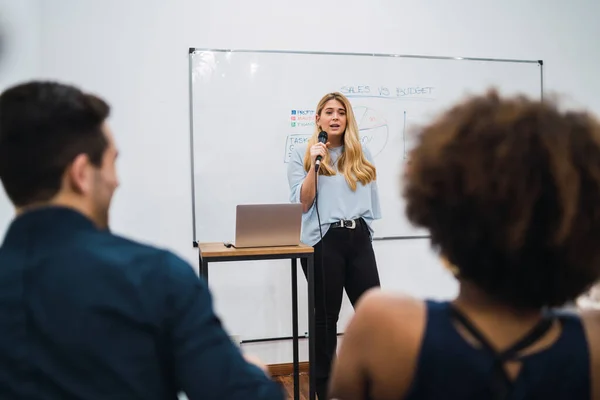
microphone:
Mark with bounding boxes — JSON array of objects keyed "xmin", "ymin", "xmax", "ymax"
[{"xmin": 315, "ymin": 131, "xmax": 328, "ymax": 172}]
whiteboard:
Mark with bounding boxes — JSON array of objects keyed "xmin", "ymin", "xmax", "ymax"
[{"xmin": 188, "ymin": 49, "xmax": 542, "ymax": 243}]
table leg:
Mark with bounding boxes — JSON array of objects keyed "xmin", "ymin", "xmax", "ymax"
[
  {"xmin": 200, "ymin": 258, "xmax": 209, "ymax": 283},
  {"xmin": 291, "ymin": 258, "xmax": 299, "ymax": 400},
  {"xmin": 307, "ymin": 254, "xmax": 316, "ymax": 400}
]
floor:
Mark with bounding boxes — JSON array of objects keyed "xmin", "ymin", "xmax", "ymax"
[{"xmin": 274, "ymin": 373, "xmax": 311, "ymax": 400}]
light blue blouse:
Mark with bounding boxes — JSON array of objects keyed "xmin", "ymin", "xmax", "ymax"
[{"xmin": 286, "ymin": 144, "xmax": 382, "ymax": 246}]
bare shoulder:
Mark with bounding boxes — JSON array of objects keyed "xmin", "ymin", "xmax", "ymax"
[
  {"xmin": 356, "ymin": 289, "xmax": 427, "ymax": 350},
  {"xmin": 354, "ymin": 288, "xmax": 426, "ymax": 349},
  {"xmin": 330, "ymin": 289, "xmax": 427, "ymax": 400},
  {"xmin": 356, "ymin": 289, "xmax": 427, "ymax": 396},
  {"xmin": 579, "ymin": 308, "xmax": 600, "ymax": 347},
  {"xmin": 355, "ymin": 288, "xmax": 425, "ymax": 321},
  {"xmin": 579, "ymin": 309, "xmax": 600, "ymax": 400},
  {"xmin": 579, "ymin": 307, "xmax": 600, "ymax": 324}
]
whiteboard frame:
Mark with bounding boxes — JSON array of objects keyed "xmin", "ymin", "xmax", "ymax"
[{"xmin": 187, "ymin": 48, "xmax": 544, "ymax": 247}]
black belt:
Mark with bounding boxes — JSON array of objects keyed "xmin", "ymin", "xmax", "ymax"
[{"xmin": 331, "ymin": 219, "xmax": 360, "ymax": 229}]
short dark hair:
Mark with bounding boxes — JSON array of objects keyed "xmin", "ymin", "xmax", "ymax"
[
  {"xmin": 404, "ymin": 89, "xmax": 600, "ymax": 309},
  {"xmin": 0, "ymin": 81, "xmax": 110, "ymax": 207}
]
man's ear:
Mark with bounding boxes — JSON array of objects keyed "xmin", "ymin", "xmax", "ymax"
[{"xmin": 65, "ymin": 153, "xmax": 92, "ymax": 195}]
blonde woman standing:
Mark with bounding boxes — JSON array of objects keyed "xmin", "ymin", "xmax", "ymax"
[{"xmin": 287, "ymin": 92, "xmax": 382, "ymax": 399}]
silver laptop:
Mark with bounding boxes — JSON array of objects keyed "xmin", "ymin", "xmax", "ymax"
[{"xmin": 226, "ymin": 203, "xmax": 302, "ymax": 248}]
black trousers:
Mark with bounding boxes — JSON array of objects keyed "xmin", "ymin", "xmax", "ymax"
[{"xmin": 300, "ymin": 217, "xmax": 380, "ymax": 400}]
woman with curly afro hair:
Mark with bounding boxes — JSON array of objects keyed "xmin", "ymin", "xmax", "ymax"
[{"xmin": 328, "ymin": 89, "xmax": 600, "ymax": 400}]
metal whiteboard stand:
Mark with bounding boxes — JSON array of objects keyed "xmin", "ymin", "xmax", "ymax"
[{"xmin": 197, "ymin": 242, "xmax": 316, "ymax": 400}]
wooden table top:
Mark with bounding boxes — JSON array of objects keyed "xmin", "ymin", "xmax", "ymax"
[{"xmin": 197, "ymin": 242, "xmax": 314, "ymax": 259}]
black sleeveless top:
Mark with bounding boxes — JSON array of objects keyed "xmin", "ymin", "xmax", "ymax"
[{"xmin": 404, "ymin": 300, "xmax": 590, "ymax": 399}]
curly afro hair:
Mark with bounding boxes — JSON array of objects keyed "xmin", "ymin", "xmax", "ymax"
[{"xmin": 404, "ymin": 89, "xmax": 600, "ymax": 309}]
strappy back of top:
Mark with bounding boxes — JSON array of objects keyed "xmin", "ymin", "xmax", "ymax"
[{"xmin": 404, "ymin": 300, "xmax": 590, "ymax": 400}]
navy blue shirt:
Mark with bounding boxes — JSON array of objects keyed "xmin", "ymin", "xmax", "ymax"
[
  {"xmin": 404, "ymin": 300, "xmax": 590, "ymax": 399},
  {"xmin": 0, "ymin": 206, "xmax": 284, "ymax": 400}
]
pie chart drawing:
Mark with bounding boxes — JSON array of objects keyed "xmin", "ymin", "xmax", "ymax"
[{"xmin": 353, "ymin": 106, "xmax": 389, "ymax": 157}]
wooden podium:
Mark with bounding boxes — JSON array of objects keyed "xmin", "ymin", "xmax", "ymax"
[{"xmin": 197, "ymin": 242, "xmax": 316, "ymax": 400}]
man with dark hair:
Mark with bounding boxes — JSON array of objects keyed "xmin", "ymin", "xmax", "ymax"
[{"xmin": 0, "ymin": 81, "xmax": 284, "ymax": 400}]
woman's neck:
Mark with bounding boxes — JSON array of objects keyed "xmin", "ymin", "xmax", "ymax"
[
  {"xmin": 454, "ymin": 280, "xmax": 542, "ymax": 320},
  {"xmin": 328, "ymin": 136, "xmax": 343, "ymax": 148}
]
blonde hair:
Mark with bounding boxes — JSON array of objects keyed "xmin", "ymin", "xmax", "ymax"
[{"xmin": 303, "ymin": 92, "xmax": 376, "ymax": 191}]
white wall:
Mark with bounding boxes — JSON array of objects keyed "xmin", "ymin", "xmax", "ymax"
[
  {"xmin": 1, "ymin": 0, "xmax": 599, "ymax": 364},
  {"xmin": 0, "ymin": 0, "xmax": 41, "ymax": 237}
]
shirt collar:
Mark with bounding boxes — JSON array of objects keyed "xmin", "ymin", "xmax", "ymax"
[{"xmin": 1, "ymin": 206, "xmax": 100, "ymax": 248}]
